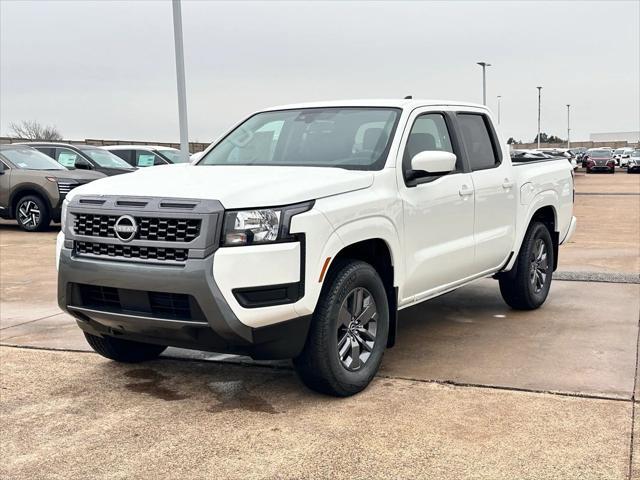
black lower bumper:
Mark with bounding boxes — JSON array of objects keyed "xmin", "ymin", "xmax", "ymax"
[{"xmin": 58, "ymin": 249, "xmax": 310, "ymax": 359}]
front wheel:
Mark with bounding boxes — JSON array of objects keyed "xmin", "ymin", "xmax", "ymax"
[
  {"xmin": 16, "ymin": 195, "xmax": 50, "ymax": 231},
  {"xmin": 499, "ymin": 222, "xmax": 554, "ymax": 310},
  {"xmin": 294, "ymin": 260, "xmax": 389, "ymax": 397},
  {"xmin": 84, "ymin": 332, "xmax": 167, "ymax": 362}
]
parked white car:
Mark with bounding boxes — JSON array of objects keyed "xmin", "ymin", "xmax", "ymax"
[
  {"xmin": 56, "ymin": 99, "xmax": 576, "ymax": 396},
  {"xmin": 102, "ymin": 145, "xmax": 185, "ymax": 167},
  {"xmin": 613, "ymin": 147, "xmax": 634, "ymax": 167}
]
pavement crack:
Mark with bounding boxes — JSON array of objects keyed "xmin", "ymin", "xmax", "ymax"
[{"xmin": 0, "ymin": 312, "xmax": 65, "ymax": 332}]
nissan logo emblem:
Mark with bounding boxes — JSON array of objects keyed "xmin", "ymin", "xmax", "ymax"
[{"xmin": 114, "ymin": 215, "xmax": 137, "ymax": 242}]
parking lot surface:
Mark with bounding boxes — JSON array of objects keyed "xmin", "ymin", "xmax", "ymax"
[{"xmin": 1, "ymin": 171, "xmax": 640, "ymax": 479}]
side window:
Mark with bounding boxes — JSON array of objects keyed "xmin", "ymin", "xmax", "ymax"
[
  {"xmin": 136, "ymin": 150, "xmax": 163, "ymax": 167},
  {"xmin": 35, "ymin": 147, "xmax": 56, "ymax": 159},
  {"xmin": 110, "ymin": 149, "xmax": 134, "ymax": 165},
  {"xmin": 403, "ymin": 113, "xmax": 457, "ymax": 173},
  {"xmin": 457, "ymin": 114, "xmax": 500, "ymax": 170},
  {"xmin": 55, "ymin": 148, "xmax": 80, "ymax": 168}
]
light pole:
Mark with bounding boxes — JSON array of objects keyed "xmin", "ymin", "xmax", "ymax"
[
  {"xmin": 566, "ymin": 104, "xmax": 571, "ymax": 149},
  {"xmin": 477, "ymin": 62, "xmax": 491, "ymax": 105},
  {"xmin": 536, "ymin": 86, "xmax": 543, "ymax": 149},
  {"xmin": 497, "ymin": 95, "xmax": 502, "ymax": 124},
  {"xmin": 172, "ymin": 0, "xmax": 190, "ymax": 163}
]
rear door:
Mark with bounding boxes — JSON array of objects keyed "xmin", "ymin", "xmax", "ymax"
[
  {"xmin": 456, "ymin": 111, "xmax": 516, "ymax": 273},
  {"xmin": 397, "ymin": 108, "xmax": 476, "ymax": 301}
]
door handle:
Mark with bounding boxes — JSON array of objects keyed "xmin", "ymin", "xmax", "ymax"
[
  {"xmin": 459, "ymin": 186, "xmax": 474, "ymax": 197},
  {"xmin": 502, "ymin": 180, "xmax": 514, "ymax": 189}
]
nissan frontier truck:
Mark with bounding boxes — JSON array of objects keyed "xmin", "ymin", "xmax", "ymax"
[{"xmin": 57, "ymin": 99, "xmax": 576, "ymax": 396}]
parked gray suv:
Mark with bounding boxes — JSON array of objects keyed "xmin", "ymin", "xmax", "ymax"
[{"xmin": 0, "ymin": 145, "xmax": 105, "ymax": 231}]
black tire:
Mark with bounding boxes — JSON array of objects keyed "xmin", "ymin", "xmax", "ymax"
[
  {"xmin": 15, "ymin": 195, "xmax": 50, "ymax": 232},
  {"xmin": 586, "ymin": 168, "xmax": 591, "ymax": 174},
  {"xmin": 499, "ymin": 222, "xmax": 554, "ymax": 310},
  {"xmin": 293, "ymin": 260, "xmax": 389, "ymax": 397},
  {"xmin": 84, "ymin": 332, "xmax": 167, "ymax": 362}
]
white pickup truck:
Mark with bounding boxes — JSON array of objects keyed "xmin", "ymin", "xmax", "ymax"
[{"xmin": 57, "ymin": 99, "xmax": 576, "ymax": 396}]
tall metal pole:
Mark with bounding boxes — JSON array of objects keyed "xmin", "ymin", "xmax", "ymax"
[
  {"xmin": 477, "ymin": 62, "xmax": 491, "ymax": 105},
  {"xmin": 172, "ymin": 0, "xmax": 190, "ymax": 163},
  {"xmin": 566, "ymin": 104, "xmax": 571, "ymax": 149},
  {"xmin": 536, "ymin": 86, "xmax": 542, "ymax": 149},
  {"xmin": 497, "ymin": 95, "xmax": 502, "ymax": 124}
]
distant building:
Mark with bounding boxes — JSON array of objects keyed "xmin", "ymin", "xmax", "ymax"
[{"xmin": 590, "ymin": 131, "xmax": 640, "ymax": 143}]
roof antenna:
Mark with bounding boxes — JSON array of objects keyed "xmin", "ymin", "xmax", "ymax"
[{"xmin": 404, "ymin": 95, "xmax": 412, "ymax": 99}]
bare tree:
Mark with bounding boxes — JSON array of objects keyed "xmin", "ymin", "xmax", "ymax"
[{"xmin": 8, "ymin": 120, "xmax": 63, "ymax": 141}]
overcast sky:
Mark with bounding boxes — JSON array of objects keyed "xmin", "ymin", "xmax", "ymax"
[{"xmin": 1, "ymin": 0, "xmax": 638, "ymax": 144}]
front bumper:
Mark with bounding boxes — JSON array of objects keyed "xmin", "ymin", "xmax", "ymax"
[{"xmin": 58, "ymin": 248, "xmax": 310, "ymax": 359}]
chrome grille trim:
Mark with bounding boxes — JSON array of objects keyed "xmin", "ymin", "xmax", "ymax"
[
  {"xmin": 73, "ymin": 214, "xmax": 201, "ymax": 242},
  {"xmin": 75, "ymin": 241, "xmax": 189, "ymax": 263},
  {"xmin": 64, "ymin": 196, "xmax": 223, "ymax": 265}
]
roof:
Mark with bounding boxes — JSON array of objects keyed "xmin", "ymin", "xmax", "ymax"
[
  {"xmin": 262, "ymin": 98, "xmax": 487, "ymax": 112},
  {"xmin": 102, "ymin": 145, "xmax": 178, "ymax": 151}
]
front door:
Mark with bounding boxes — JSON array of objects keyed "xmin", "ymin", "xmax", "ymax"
[{"xmin": 398, "ymin": 109, "xmax": 476, "ymax": 303}]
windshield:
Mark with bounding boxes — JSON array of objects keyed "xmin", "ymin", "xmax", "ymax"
[
  {"xmin": 590, "ymin": 150, "xmax": 611, "ymax": 157},
  {"xmin": 80, "ymin": 148, "xmax": 133, "ymax": 169},
  {"xmin": 156, "ymin": 149, "xmax": 187, "ymax": 163},
  {"xmin": 614, "ymin": 149, "xmax": 625, "ymax": 154},
  {"xmin": 632, "ymin": 150, "xmax": 640, "ymax": 157},
  {"xmin": 0, "ymin": 147, "xmax": 66, "ymax": 170},
  {"xmin": 198, "ymin": 107, "xmax": 401, "ymax": 170}
]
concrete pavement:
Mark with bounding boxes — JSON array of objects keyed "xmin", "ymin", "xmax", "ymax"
[
  {"xmin": 1, "ymin": 171, "xmax": 639, "ymax": 479},
  {"xmin": 0, "ymin": 346, "xmax": 633, "ymax": 480}
]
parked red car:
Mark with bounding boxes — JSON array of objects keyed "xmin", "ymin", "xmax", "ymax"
[{"xmin": 585, "ymin": 149, "xmax": 615, "ymax": 174}]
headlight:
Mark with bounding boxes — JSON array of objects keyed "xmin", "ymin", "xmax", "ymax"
[
  {"xmin": 60, "ymin": 198, "xmax": 69, "ymax": 232},
  {"xmin": 222, "ymin": 201, "xmax": 313, "ymax": 246}
]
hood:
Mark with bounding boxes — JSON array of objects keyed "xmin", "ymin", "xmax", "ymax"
[
  {"xmin": 53, "ymin": 169, "xmax": 106, "ymax": 181},
  {"xmin": 67, "ymin": 164, "xmax": 374, "ymax": 208}
]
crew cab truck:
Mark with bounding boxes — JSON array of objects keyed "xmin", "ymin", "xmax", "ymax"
[{"xmin": 56, "ymin": 99, "xmax": 576, "ymax": 396}]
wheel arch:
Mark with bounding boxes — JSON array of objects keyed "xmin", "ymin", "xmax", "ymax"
[
  {"xmin": 324, "ymin": 237, "xmax": 398, "ymax": 348},
  {"xmin": 9, "ymin": 184, "xmax": 53, "ymax": 218},
  {"xmin": 506, "ymin": 197, "xmax": 560, "ymax": 273}
]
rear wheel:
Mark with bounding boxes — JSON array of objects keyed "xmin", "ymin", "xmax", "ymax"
[
  {"xmin": 293, "ymin": 260, "xmax": 389, "ymax": 397},
  {"xmin": 499, "ymin": 222, "xmax": 554, "ymax": 310},
  {"xmin": 15, "ymin": 195, "xmax": 50, "ymax": 231},
  {"xmin": 84, "ymin": 332, "xmax": 167, "ymax": 362}
]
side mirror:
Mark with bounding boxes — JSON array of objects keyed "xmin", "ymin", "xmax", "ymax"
[
  {"xmin": 75, "ymin": 158, "xmax": 92, "ymax": 170},
  {"xmin": 411, "ymin": 151, "xmax": 457, "ymax": 175}
]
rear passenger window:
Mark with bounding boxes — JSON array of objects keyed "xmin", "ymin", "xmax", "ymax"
[{"xmin": 457, "ymin": 114, "xmax": 500, "ymax": 170}]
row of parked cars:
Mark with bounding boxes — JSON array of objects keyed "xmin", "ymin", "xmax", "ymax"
[
  {"xmin": 0, "ymin": 142, "xmax": 189, "ymax": 231},
  {"xmin": 511, "ymin": 146, "xmax": 640, "ymax": 174}
]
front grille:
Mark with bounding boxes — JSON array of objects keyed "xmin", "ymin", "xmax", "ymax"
[
  {"xmin": 73, "ymin": 213, "xmax": 200, "ymax": 242},
  {"xmin": 149, "ymin": 291, "xmax": 190, "ymax": 319},
  {"xmin": 80, "ymin": 285, "xmax": 120, "ymax": 309},
  {"xmin": 58, "ymin": 182, "xmax": 78, "ymax": 196},
  {"xmin": 75, "ymin": 241, "xmax": 188, "ymax": 262},
  {"xmin": 76, "ymin": 284, "xmax": 204, "ymax": 322}
]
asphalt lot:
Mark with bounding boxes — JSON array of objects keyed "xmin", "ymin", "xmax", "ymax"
[{"xmin": 1, "ymin": 171, "xmax": 639, "ymax": 479}]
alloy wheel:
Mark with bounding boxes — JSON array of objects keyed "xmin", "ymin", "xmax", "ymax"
[
  {"xmin": 530, "ymin": 238, "xmax": 549, "ymax": 294},
  {"xmin": 17, "ymin": 200, "xmax": 41, "ymax": 228},
  {"xmin": 336, "ymin": 287, "xmax": 378, "ymax": 371}
]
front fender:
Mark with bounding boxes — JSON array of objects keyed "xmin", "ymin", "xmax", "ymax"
[{"xmin": 293, "ymin": 215, "xmax": 402, "ymax": 317}]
